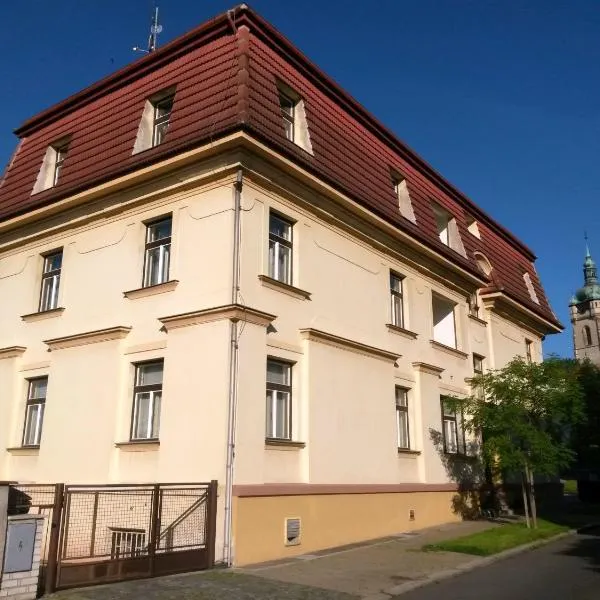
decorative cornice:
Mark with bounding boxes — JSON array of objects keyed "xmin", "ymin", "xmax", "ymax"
[
  {"xmin": 300, "ymin": 328, "xmax": 400, "ymax": 363},
  {"xmin": 412, "ymin": 362, "xmax": 444, "ymax": 376},
  {"xmin": 429, "ymin": 340, "xmax": 469, "ymax": 360},
  {"xmin": 44, "ymin": 326, "xmax": 131, "ymax": 351},
  {"xmin": 233, "ymin": 482, "xmax": 458, "ymax": 497},
  {"xmin": 159, "ymin": 304, "xmax": 276, "ymax": 331},
  {"xmin": 0, "ymin": 346, "xmax": 26, "ymax": 360},
  {"xmin": 124, "ymin": 280, "xmax": 179, "ymax": 299}
]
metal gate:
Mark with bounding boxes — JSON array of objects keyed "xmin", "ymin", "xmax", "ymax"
[{"xmin": 9, "ymin": 481, "xmax": 218, "ymax": 594}]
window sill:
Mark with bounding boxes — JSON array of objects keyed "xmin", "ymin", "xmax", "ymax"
[
  {"xmin": 430, "ymin": 340, "xmax": 468, "ymax": 359},
  {"xmin": 115, "ymin": 440, "xmax": 160, "ymax": 451},
  {"xmin": 386, "ymin": 324, "xmax": 418, "ymax": 340},
  {"xmin": 123, "ymin": 280, "xmax": 179, "ymax": 299},
  {"xmin": 468, "ymin": 314, "xmax": 487, "ymax": 326},
  {"xmin": 21, "ymin": 308, "xmax": 65, "ymax": 323},
  {"xmin": 444, "ymin": 452, "xmax": 478, "ymax": 461},
  {"xmin": 397, "ymin": 448, "xmax": 421, "ymax": 456},
  {"xmin": 6, "ymin": 446, "xmax": 40, "ymax": 455},
  {"xmin": 258, "ymin": 275, "xmax": 311, "ymax": 301},
  {"xmin": 265, "ymin": 438, "xmax": 306, "ymax": 450}
]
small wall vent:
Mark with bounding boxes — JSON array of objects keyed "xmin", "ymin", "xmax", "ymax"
[
  {"xmin": 409, "ymin": 509, "xmax": 416, "ymax": 521},
  {"xmin": 285, "ymin": 517, "xmax": 301, "ymax": 546}
]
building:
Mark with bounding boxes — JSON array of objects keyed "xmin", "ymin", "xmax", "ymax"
[
  {"xmin": 0, "ymin": 5, "xmax": 561, "ymax": 567},
  {"xmin": 570, "ymin": 246, "xmax": 600, "ymax": 365}
]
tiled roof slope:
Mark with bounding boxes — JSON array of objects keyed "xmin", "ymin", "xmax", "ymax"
[{"xmin": 0, "ymin": 5, "xmax": 560, "ymax": 330}]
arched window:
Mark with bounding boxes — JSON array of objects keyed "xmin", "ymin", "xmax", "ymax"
[{"xmin": 583, "ymin": 326, "xmax": 593, "ymax": 346}]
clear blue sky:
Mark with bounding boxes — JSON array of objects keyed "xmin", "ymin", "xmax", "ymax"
[{"xmin": 2, "ymin": 1, "xmax": 598, "ymax": 357}]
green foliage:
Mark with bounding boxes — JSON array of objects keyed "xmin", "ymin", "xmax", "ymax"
[
  {"xmin": 571, "ymin": 359, "xmax": 600, "ymax": 469},
  {"xmin": 447, "ymin": 357, "xmax": 585, "ymax": 477},
  {"xmin": 423, "ymin": 519, "xmax": 568, "ymax": 556}
]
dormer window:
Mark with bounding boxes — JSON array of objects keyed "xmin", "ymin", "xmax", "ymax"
[
  {"xmin": 32, "ymin": 138, "xmax": 70, "ymax": 194},
  {"xmin": 523, "ymin": 272, "xmax": 540, "ymax": 304},
  {"xmin": 153, "ymin": 95, "xmax": 174, "ymax": 147},
  {"xmin": 133, "ymin": 88, "xmax": 176, "ymax": 155},
  {"xmin": 432, "ymin": 203, "xmax": 466, "ymax": 257},
  {"xmin": 391, "ymin": 173, "xmax": 416, "ymax": 223},
  {"xmin": 276, "ymin": 81, "xmax": 313, "ymax": 154},
  {"xmin": 466, "ymin": 217, "xmax": 480, "ymax": 238},
  {"xmin": 53, "ymin": 143, "xmax": 68, "ymax": 186},
  {"xmin": 279, "ymin": 91, "xmax": 296, "ymax": 142}
]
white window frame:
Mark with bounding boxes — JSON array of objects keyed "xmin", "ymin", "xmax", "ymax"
[
  {"xmin": 152, "ymin": 95, "xmax": 174, "ymax": 147},
  {"xmin": 268, "ymin": 212, "xmax": 293, "ymax": 285},
  {"xmin": 392, "ymin": 173, "xmax": 416, "ymax": 223},
  {"xmin": 39, "ymin": 250, "xmax": 63, "ymax": 312},
  {"xmin": 130, "ymin": 361, "xmax": 163, "ymax": 441},
  {"xmin": 22, "ymin": 377, "xmax": 48, "ymax": 447},
  {"xmin": 266, "ymin": 358, "xmax": 292, "ymax": 440},
  {"xmin": 441, "ymin": 397, "xmax": 466, "ymax": 455},
  {"xmin": 432, "ymin": 293, "xmax": 458, "ymax": 349},
  {"xmin": 390, "ymin": 272, "xmax": 405, "ymax": 328},
  {"xmin": 396, "ymin": 387, "xmax": 410, "ymax": 450},
  {"xmin": 143, "ymin": 216, "xmax": 172, "ymax": 287},
  {"xmin": 525, "ymin": 339, "xmax": 533, "ymax": 363}
]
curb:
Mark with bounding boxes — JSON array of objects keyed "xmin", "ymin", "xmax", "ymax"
[{"xmin": 364, "ymin": 530, "xmax": 575, "ymax": 599}]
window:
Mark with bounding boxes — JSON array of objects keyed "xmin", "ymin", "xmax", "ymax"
[
  {"xmin": 441, "ymin": 397, "xmax": 466, "ymax": 455},
  {"xmin": 392, "ymin": 174, "xmax": 416, "ymax": 223},
  {"xmin": 276, "ymin": 82, "xmax": 313, "ymax": 153},
  {"xmin": 432, "ymin": 294, "xmax": 457, "ymax": 348},
  {"xmin": 53, "ymin": 143, "xmax": 68, "ymax": 186},
  {"xmin": 432, "ymin": 203, "xmax": 466, "ymax": 256},
  {"xmin": 152, "ymin": 95, "xmax": 174, "ymax": 147},
  {"xmin": 390, "ymin": 272, "xmax": 405, "ymax": 328},
  {"xmin": 39, "ymin": 250, "xmax": 62, "ymax": 312},
  {"xmin": 268, "ymin": 212, "xmax": 293, "ymax": 285},
  {"xmin": 396, "ymin": 387, "xmax": 410, "ymax": 450},
  {"xmin": 266, "ymin": 359, "xmax": 292, "ymax": 440},
  {"xmin": 131, "ymin": 361, "xmax": 163, "ymax": 441},
  {"xmin": 472, "ymin": 354, "xmax": 485, "ymax": 400},
  {"xmin": 110, "ymin": 529, "xmax": 146, "ymax": 559},
  {"xmin": 525, "ymin": 339, "xmax": 533, "ymax": 363},
  {"xmin": 279, "ymin": 91, "xmax": 296, "ymax": 142},
  {"xmin": 468, "ymin": 293, "xmax": 480, "ymax": 318},
  {"xmin": 474, "ymin": 252, "xmax": 493, "ymax": 278},
  {"xmin": 32, "ymin": 139, "xmax": 70, "ymax": 194},
  {"xmin": 473, "ymin": 354, "xmax": 484, "ymax": 375},
  {"xmin": 466, "ymin": 217, "xmax": 480, "ymax": 238},
  {"xmin": 523, "ymin": 272, "xmax": 540, "ymax": 304},
  {"xmin": 143, "ymin": 217, "xmax": 172, "ymax": 287},
  {"xmin": 584, "ymin": 326, "xmax": 593, "ymax": 347},
  {"xmin": 23, "ymin": 377, "xmax": 48, "ymax": 447}
]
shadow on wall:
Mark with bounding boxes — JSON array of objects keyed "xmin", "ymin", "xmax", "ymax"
[{"xmin": 429, "ymin": 428, "xmax": 486, "ymax": 520}]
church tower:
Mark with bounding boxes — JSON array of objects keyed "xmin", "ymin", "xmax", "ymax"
[{"xmin": 570, "ymin": 245, "xmax": 600, "ymax": 365}]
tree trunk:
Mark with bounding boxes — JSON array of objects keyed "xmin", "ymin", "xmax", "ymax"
[
  {"xmin": 526, "ymin": 464, "xmax": 538, "ymax": 529},
  {"xmin": 521, "ymin": 471, "xmax": 531, "ymax": 528}
]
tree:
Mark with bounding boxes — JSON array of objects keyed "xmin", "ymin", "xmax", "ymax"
[{"xmin": 450, "ymin": 357, "xmax": 584, "ymax": 528}]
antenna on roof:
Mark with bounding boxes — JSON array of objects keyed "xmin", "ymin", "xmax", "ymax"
[{"xmin": 133, "ymin": 3, "xmax": 163, "ymax": 54}]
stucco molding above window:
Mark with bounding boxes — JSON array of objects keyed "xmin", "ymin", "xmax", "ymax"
[
  {"xmin": 411, "ymin": 361, "xmax": 444, "ymax": 376},
  {"xmin": 300, "ymin": 328, "xmax": 400, "ymax": 363},
  {"xmin": 44, "ymin": 326, "xmax": 132, "ymax": 351},
  {"xmin": 0, "ymin": 346, "xmax": 26, "ymax": 360},
  {"xmin": 429, "ymin": 340, "xmax": 469, "ymax": 359},
  {"xmin": 159, "ymin": 304, "xmax": 277, "ymax": 331}
]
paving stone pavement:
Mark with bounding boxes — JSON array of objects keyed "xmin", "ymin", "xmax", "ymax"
[{"xmin": 48, "ymin": 520, "xmax": 498, "ymax": 600}]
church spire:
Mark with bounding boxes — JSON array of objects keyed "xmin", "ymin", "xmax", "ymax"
[{"xmin": 584, "ymin": 236, "xmax": 598, "ymax": 286}]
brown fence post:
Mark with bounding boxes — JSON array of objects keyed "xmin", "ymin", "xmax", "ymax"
[
  {"xmin": 44, "ymin": 483, "xmax": 65, "ymax": 594},
  {"xmin": 206, "ymin": 480, "xmax": 218, "ymax": 568},
  {"xmin": 148, "ymin": 484, "xmax": 161, "ymax": 577}
]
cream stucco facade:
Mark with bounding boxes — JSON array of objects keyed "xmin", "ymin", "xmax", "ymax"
[{"xmin": 0, "ymin": 136, "xmax": 552, "ymax": 565}]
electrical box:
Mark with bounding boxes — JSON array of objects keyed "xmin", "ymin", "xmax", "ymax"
[{"xmin": 4, "ymin": 521, "xmax": 36, "ymax": 573}]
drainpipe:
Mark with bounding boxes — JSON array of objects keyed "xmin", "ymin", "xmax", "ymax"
[{"xmin": 223, "ymin": 168, "xmax": 243, "ymax": 566}]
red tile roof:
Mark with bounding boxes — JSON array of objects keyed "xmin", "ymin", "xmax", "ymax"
[{"xmin": 0, "ymin": 4, "xmax": 560, "ymax": 330}]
